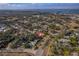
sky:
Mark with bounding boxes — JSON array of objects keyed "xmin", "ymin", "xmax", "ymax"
[{"xmin": 0, "ymin": 3, "xmax": 79, "ymax": 10}]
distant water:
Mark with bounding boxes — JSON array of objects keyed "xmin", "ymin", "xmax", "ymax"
[
  {"xmin": 0, "ymin": 9, "xmax": 79, "ymax": 15},
  {"xmin": 36, "ymin": 9, "xmax": 79, "ymax": 14}
]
